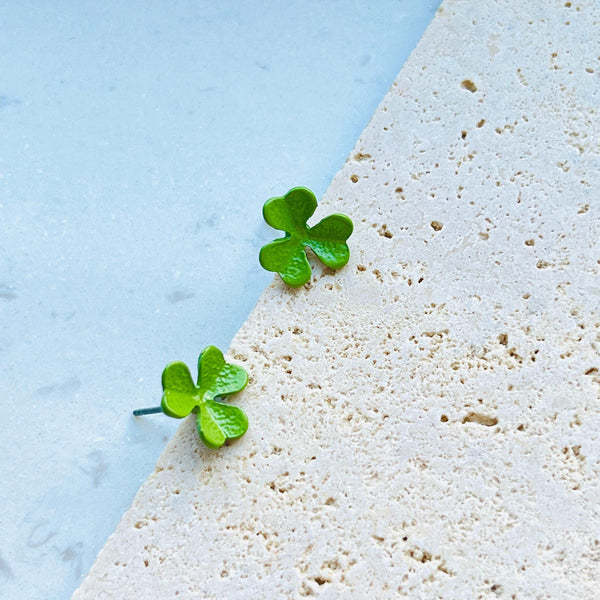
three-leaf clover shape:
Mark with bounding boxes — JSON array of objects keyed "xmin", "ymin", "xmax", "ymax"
[
  {"xmin": 259, "ymin": 187, "xmax": 353, "ymax": 287},
  {"xmin": 161, "ymin": 346, "xmax": 248, "ymax": 449}
]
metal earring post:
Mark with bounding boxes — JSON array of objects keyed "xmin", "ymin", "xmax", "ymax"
[{"xmin": 133, "ymin": 406, "xmax": 163, "ymax": 416}]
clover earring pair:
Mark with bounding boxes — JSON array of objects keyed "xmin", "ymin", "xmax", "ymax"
[{"xmin": 134, "ymin": 187, "xmax": 353, "ymax": 448}]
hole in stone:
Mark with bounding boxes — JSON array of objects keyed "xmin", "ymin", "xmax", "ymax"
[
  {"xmin": 462, "ymin": 412, "xmax": 498, "ymax": 426},
  {"xmin": 378, "ymin": 224, "xmax": 393, "ymax": 238}
]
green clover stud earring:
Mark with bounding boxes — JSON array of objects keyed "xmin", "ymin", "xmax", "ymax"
[
  {"xmin": 134, "ymin": 346, "xmax": 248, "ymax": 449},
  {"xmin": 259, "ymin": 187, "xmax": 353, "ymax": 287}
]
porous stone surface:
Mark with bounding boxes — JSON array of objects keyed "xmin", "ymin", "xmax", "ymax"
[{"xmin": 73, "ymin": 1, "xmax": 600, "ymax": 598}]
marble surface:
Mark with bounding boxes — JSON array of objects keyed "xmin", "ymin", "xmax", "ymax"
[{"xmin": 0, "ymin": 2, "xmax": 440, "ymax": 598}]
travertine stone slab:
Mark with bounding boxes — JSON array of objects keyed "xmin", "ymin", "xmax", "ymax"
[{"xmin": 74, "ymin": 1, "xmax": 600, "ymax": 598}]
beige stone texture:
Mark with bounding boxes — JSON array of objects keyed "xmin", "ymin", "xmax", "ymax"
[{"xmin": 74, "ymin": 0, "xmax": 600, "ymax": 598}]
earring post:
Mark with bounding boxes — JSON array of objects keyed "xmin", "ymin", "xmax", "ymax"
[{"xmin": 133, "ymin": 406, "xmax": 163, "ymax": 416}]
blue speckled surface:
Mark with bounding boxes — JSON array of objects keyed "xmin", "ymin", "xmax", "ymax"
[{"xmin": 0, "ymin": 2, "xmax": 440, "ymax": 598}]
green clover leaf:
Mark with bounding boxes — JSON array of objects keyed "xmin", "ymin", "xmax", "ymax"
[
  {"xmin": 161, "ymin": 346, "xmax": 248, "ymax": 449},
  {"xmin": 259, "ymin": 187, "xmax": 353, "ymax": 287}
]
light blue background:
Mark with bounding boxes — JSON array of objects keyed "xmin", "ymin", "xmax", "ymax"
[{"xmin": 0, "ymin": 2, "xmax": 440, "ymax": 598}]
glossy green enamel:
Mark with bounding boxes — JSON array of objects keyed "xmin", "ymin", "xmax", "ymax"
[
  {"xmin": 161, "ymin": 346, "xmax": 248, "ymax": 448},
  {"xmin": 259, "ymin": 187, "xmax": 353, "ymax": 287}
]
